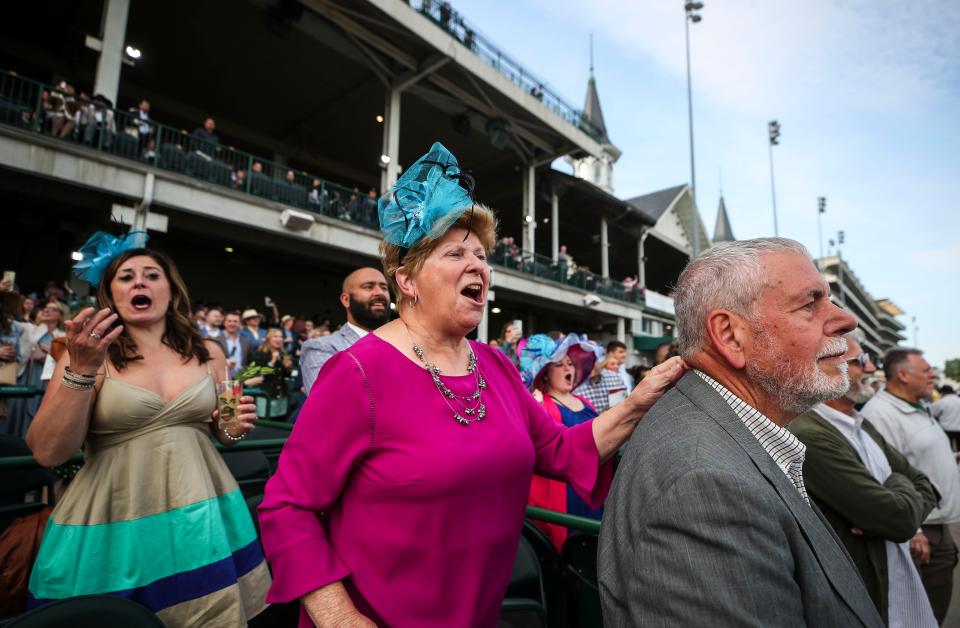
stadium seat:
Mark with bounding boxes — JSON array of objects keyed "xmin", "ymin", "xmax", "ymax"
[
  {"xmin": 0, "ymin": 436, "xmax": 55, "ymax": 506},
  {"xmin": 107, "ymin": 132, "xmax": 139, "ymax": 160},
  {"xmin": 501, "ymin": 535, "xmax": 548, "ymax": 628},
  {"xmin": 158, "ymin": 144, "xmax": 186, "ymax": 174},
  {"xmin": 521, "ymin": 520, "xmax": 570, "ymax": 627},
  {"xmin": 249, "ymin": 172, "xmax": 273, "ymax": 199},
  {"xmin": 561, "ymin": 532, "xmax": 601, "ymax": 627},
  {"xmin": 287, "ymin": 184, "xmax": 308, "ymax": 208},
  {"xmin": 271, "ymin": 179, "xmax": 292, "ymax": 204},
  {"xmin": 221, "ymin": 450, "xmax": 270, "ymax": 499},
  {"xmin": 2, "ymin": 595, "xmax": 163, "ymax": 627}
]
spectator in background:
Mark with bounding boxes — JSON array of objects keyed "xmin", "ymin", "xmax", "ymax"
[
  {"xmin": 653, "ymin": 340, "xmax": 674, "ymax": 365},
  {"xmin": 240, "ymin": 309, "xmax": 267, "ymax": 345},
  {"xmin": 252, "ymin": 328, "xmax": 293, "ymax": 418},
  {"xmin": 217, "ymin": 311, "xmax": 254, "ymax": 378},
  {"xmin": 193, "ymin": 305, "xmax": 208, "ymax": 329},
  {"xmin": 231, "ymin": 168, "xmax": 246, "ymax": 190},
  {"xmin": 300, "ymin": 267, "xmax": 390, "ymax": 392},
  {"xmin": 130, "ymin": 99, "xmax": 152, "ymax": 149},
  {"xmin": 8, "ymin": 301, "xmax": 65, "ymax": 437},
  {"xmin": 934, "ymin": 385, "xmax": 960, "ymax": 451},
  {"xmin": 521, "ymin": 333, "xmax": 605, "ymax": 549},
  {"xmin": 606, "ymin": 340, "xmax": 633, "ymax": 392},
  {"xmin": 574, "ymin": 347, "xmax": 626, "ymax": 413},
  {"xmin": 190, "ymin": 117, "xmax": 219, "ymax": 155},
  {"xmin": 861, "ymin": 348, "xmax": 959, "ymax": 624},
  {"xmin": 488, "ymin": 338, "xmax": 501, "ymax": 349},
  {"xmin": 49, "ymin": 82, "xmax": 77, "ymax": 138},
  {"xmin": 201, "ymin": 306, "xmax": 224, "ymax": 338},
  {"xmin": 789, "ymin": 332, "xmax": 937, "ymax": 625},
  {"xmin": 251, "ymin": 161, "xmax": 264, "ymax": 174},
  {"xmin": 497, "ymin": 321, "xmax": 522, "ymax": 368},
  {"xmin": 280, "ymin": 315, "xmax": 296, "ymax": 353},
  {"xmin": 17, "ymin": 295, "xmax": 36, "ymax": 322},
  {"xmin": 284, "ymin": 169, "xmax": 296, "ymax": 185},
  {"xmin": 308, "ymin": 179, "xmax": 324, "ymax": 209}
]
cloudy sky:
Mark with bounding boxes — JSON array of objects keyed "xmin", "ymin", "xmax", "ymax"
[{"xmin": 453, "ymin": 0, "xmax": 960, "ymax": 369}]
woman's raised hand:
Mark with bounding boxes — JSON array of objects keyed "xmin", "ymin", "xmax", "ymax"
[
  {"xmin": 64, "ymin": 307, "xmax": 123, "ymax": 374},
  {"xmin": 627, "ymin": 356, "xmax": 687, "ymax": 415}
]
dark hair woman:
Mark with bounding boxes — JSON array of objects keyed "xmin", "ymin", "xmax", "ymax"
[{"xmin": 25, "ymin": 235, "xmax": 270, "ymax": 625}]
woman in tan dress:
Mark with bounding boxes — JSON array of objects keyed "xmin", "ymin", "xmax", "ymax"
[{"xmin": 25, "ymin": 235, "xmax": 271, "ymax": 626}]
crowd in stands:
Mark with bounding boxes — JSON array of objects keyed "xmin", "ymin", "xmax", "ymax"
[{"xmin": 3, "ymin": 70, "xmax": 384, "ymax": 225}]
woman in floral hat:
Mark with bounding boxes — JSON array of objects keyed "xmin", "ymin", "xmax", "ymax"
[{"xmin": 521, "ymin": 333, "xmax": 606, "ymax": 549}]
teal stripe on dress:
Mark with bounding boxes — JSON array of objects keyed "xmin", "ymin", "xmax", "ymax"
[{"xmin": 29, "ymin": 489, "xmax": 256, "ymax": 599}]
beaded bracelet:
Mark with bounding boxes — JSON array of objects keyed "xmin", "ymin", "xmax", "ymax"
[
  {"xmin": 61, "ymin": 377, "xmax": 95, "ymax": 391},
  {"xmin": 62, "ymin": 367, "xmax": 96, "ymax": 391},
  {"xmin": 222, "ymin": 426, "xmax": 247, "ymax": 441}
]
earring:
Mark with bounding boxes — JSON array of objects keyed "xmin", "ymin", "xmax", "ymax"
[{"xmin": 412, "ymin": 294, "xmax": 419, "ymax": 307}]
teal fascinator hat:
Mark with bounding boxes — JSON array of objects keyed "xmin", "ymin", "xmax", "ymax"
[
  {"xmin": 519, "ymin": 333, "xmax": 605, "ymax": 392},
  {"xmin": 378, "ymin": 141, "xmax": 475, "ymax": 250},
  {"xmin": 72, "ymin": 230, "xmax": 149, "ymax": 286}
]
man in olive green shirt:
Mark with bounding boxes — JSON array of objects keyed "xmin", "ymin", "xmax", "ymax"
[{"xmin": 789, "ymin": 334, "xmax": 937, "ymax": 626}]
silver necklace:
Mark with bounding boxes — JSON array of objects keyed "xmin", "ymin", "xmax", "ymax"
[{"xmin": 412, "ymin": 343, "xmax": 487, "ymax": 425}]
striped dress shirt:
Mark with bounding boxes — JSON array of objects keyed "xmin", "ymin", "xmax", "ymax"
[{"xmin": 695, "ymin": 370, "xmax": 810, "ymax": 505}]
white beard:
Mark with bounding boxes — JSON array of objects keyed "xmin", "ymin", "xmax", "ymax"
[
  {"xmin": 846, "ymin": 377, "xmax": 875, "ymax": 405},
  {"xmin": 747, "ymin": 333, "xmax": 850, "ymax": 415}
]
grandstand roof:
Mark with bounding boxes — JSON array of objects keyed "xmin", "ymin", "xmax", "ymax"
[{"xmin": 625, "ymin": 184, "xmax": 688, "ymax": 224}]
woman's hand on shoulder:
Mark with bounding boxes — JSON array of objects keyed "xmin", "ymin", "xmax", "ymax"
[
  {"xmin": 627, "ymin": 356, "xmax": 687, "ymax": 415},
  {"xmin": 531, "ymin": 389, "xmax": 544, "ymax": 403},
  {"xmin": 64, "ymin": 307, "xmax": 123, "ymax": 374}
]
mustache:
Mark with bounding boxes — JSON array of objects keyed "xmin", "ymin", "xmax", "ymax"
[
  {"xmin": 816, "ymin": 337, "xmax": 848, "ymax": 360},
  {"xmin": 367, "ymin": 297, "xmax": 388, "ymax": 306}
]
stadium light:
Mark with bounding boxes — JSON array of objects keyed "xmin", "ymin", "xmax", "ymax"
[
  {"xmin": 70, "ymin": 251, "xmax": 84, "ymax": 261},
  {"xmin": 684, "ymin": 0, "xmax": 703, "ymax": 258},
  {"xmin": 524, "ymin": 215, "xmax": 533, "ymax": 224},
  {"xmin": 380, "ymin": 154, "xmax": 391, "ymax": 165},
  {"xmin": 125, "ymin": 45, "xmax": 142, "ymax": 60},
  {"xmin": 375, "ymin": 115, "xmax": 384, "ymax": 123},
  {"xmin": 817, "ymin": 196, "xmax": 826, "ymax": 258},
  {"xmin": 768, "ymin": 120, "xmax": 780, "ymax": 235},
  {"xmin": 491, "ymin": 307, "xmax": 502, "ymax": 314}
]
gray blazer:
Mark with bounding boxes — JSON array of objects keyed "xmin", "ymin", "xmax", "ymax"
[
  {"xmin": 300, "ymin": 325, "xmax": 361, "ymax": 393},
  {"xmin": 598, "ymin": 372, "xmax": 883, "ymax": 627}
]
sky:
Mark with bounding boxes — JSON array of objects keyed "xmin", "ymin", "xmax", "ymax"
[{"xmin": 452, "ymin": 0, "xmax": 960, "ymax": 370}]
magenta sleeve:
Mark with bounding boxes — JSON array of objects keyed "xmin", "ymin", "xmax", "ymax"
[{"xmin": 258, "ymin": 351, "xmax": 374, "ymax": 602}]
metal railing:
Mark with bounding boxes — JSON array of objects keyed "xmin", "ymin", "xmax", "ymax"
[
  {"xmin": 490, "ymin": 243, "xmax": 645, "ymax": 305},
  {"xmin": 411, "ymin": 1, "xmax": 606, "ymax": 143},
  {"xmin": 0, "ymin": 70, "xmax": 380, "ymax": 231},
  {"xmin": 0, "ymin": 417, "xmax": 600, "ymax": 533}
]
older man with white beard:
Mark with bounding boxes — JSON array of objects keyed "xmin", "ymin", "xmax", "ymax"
[
  {"xmin": 599, "ymin": 238, "xmax": 883, "ymax": 627},
  {"xmin": 789, "ymin": 331, "xmax": 938, "ymax": 627}
]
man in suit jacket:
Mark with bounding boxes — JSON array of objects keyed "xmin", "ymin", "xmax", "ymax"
[
  {"xmin": 788, "ymin": 331, "xmax": 937, "ymax": 626},
  {"xmin": 599, "ymin": 238, "xmax": 883, "ymax": 627},
  {"xmin": 217, "ymin": 311, "xmax": 255, "ymax": 378},
  {"xmin": 300, "ymin": 267, "xmax": 390, "ymax": 392}
]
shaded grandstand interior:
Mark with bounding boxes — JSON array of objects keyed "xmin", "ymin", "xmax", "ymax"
[{"xmin": 0, "ymin": 0, "xmax": 593, "ymax": 198}]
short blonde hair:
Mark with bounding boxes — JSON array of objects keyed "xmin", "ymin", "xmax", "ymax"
[{"xmin": 380, "ymin": 204, "xmax": 498, "ymax": 310}]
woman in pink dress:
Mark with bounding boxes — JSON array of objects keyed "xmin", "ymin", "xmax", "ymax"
[{"xmin": 258, "ymin": 142, "xmax": 686, "ymax": 627}]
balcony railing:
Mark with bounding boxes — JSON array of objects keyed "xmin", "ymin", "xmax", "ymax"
[
  {"xmin": 490, "ymin": 243, "xmax": 644, "ymax": 305},
  {"xmin": 0, "ymin": 70, "xmax": 379, "ymax": 231},
  {"xmin": 411, "ymin": 1, "xmax": 606, "ymax": 143}
]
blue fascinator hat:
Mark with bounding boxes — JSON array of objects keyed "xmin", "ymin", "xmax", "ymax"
[
  {"xmin": 73, "ymin": 230, "xmax": 149, "ymax": 286},
  {"xmin": 378, "ymin": 141, "xmax": 475, "ymax": 250},
  {"xmin": 519, "ymin": 333, "xmax": 605, "ymax": 392}
]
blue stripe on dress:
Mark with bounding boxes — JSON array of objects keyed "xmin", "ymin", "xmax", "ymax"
[{"xmin": 28, "ymin": 538, "xmax": 265, "ymax": 613}]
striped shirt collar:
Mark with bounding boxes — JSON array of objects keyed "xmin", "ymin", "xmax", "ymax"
[{"xmin": 694, "ymin": 370, "xmax": 810, "ymax": 504}]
